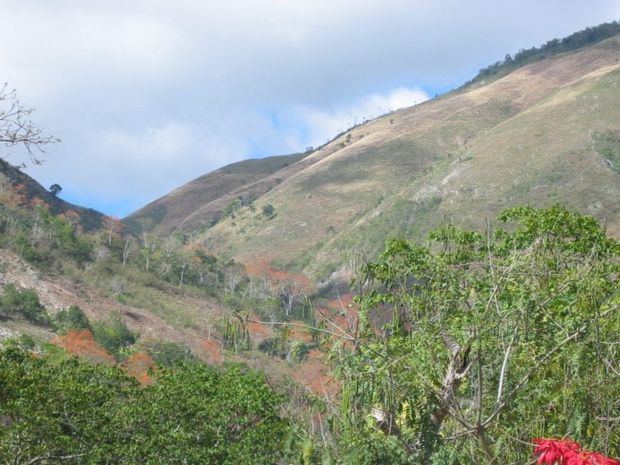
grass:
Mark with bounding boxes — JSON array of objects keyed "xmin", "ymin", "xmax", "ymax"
[
  {"xmin": 126, "ymin": 152, "xmax": 308, "ymax": 235},
  {"xmin": 593, "ymin": 130, "xmax": 620, "ymax": 173}
]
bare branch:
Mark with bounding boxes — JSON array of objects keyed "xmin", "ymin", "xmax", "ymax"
[{"xmin": 0, "ymin": 83, "xmax": 60, "ymax": 164}]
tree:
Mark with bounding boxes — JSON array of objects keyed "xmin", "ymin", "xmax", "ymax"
[
  {"xmin": 101, "ymin": 215, "xmax": 123, "ymax": 246},
  {"xmin": 91, "ymin": 312, "xmax": 136, "ymax": 359},
  {"xmin": 262, "ymin": 203, "xmax": 275, "ymax": 218},
  {"xmin": 0, "ymin": 284, "xmax": 49, "ymax": 325},
  {"xmin": 0, "ymin": 83, "xmax": 60, "ymax": 164},
  {"xmin": 53, "ymin": 305, "xmax": 91, "ymax": 333},
  {"xmin": 0, "ymin": 346, "xmax": 288, "ymax": 464},
  {"xmin": 48, "ymin": 183, "xmax": 62, "ymax": 197},
  {"xmin": 334, "ymin": 206, "xmax": 619, "ymax": 464}
]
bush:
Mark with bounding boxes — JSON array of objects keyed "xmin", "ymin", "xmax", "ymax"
[
  {"xmin": 262, "ymin": 203, "xmax": 275, "ymax": 218},
  {"xmin": 0, "ymin": 347, "xmax": 288, "ymax": 464},
  {"xmin": 257, "ymin": 337, "xmax": 287, "ymax": 359},
  {"xmin": 92, "ymin": 312, "xmax": 136, "ymax": 358},
  {"xmin": 53, "ymin": 305, "xmax": 91, "ymax": 333},
  {"xmin": 0, "ymin": 284, "xmax": 49, "ymax": 325},
  {"xmin": 14, "ymin": 234, "xmax": 51, "ymax": 267},
  {"xmin": 143, "ymin": 340, "xmax": 198, "ymax": 367}
]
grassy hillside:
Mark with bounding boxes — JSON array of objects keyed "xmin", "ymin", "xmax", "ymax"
[
  {"xmin": 124, "ymin": 152, "xmax": 309, "ymax": 236},
  {"xmin": 194, "ymin": 33, "xmax": 620, "ymax": 283}
]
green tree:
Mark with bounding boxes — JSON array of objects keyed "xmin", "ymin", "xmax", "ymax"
[
  {"xmin": 48, "ymin": 183, "xmax": 62, "ymax": 197},
  {"xmin": 92, "ymin": 312, "xmax": 136, "ymax": 358},
  {"xmin": 0, "ymin": 283, "xmax": 49, "ymax": 325},
  {"xmin": 334, "ymin": 206, "xmax": 619, "ymax": 464},
  {"xmin": 54, "ymin": 305, "xmax": 91, "ymax": 333},
  {"xmin": 0, "ymin": 347, "xmax": 288, "ymax": 464}
]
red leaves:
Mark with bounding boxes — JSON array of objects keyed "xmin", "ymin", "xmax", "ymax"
[{"xmin": 534, "ymin": 438, "xmax": 620, "ymax": 465}]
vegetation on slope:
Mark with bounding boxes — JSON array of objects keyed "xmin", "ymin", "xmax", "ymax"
[
  {"xmin": 0, "ymin": 346, "xmax": 286, "ymax": 464},
  {"xmin": 0, "ymin": 169, "xmax": 320, "ymax": 367},
  {"xmin": 469, "ymin": 21, "xmax": 620, "ymax": 85},
  {"xmin": 196, "ymin": 29, "xmax": 620, "ymax": 282},
  {"xmin": 292, "ymin": 206, "xmax": 618, "ymax": 464},
  {"xmin": 124, "ymin": 152, "xmax": 308, "ymax": 236},
  {"xmin": 1, "ymin": 203, "xmax": 618, "ymax": 464},
  {"xmin": 1, "ymin": 22, "xmax": 619, "ymax": 465}
]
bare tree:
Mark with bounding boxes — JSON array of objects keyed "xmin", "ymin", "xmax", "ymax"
[
  {"xmin": 122, "ymin": 238, "xmax": 136, "ymax": 268},
  {"xmin": 0, "ymin": 83, "xmax": 60, "ymax": 164},
  {"xmin": 102, "ymin": 216, "xmax": 123, "ymax": 246},
  {"xmin": 276, "ymin": 279, "xmax": 306, "ymax": 317}
]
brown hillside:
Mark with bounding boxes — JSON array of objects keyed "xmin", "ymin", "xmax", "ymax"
[
  {"xmin": 124, "ymin": 152, "xmax": 310, "ymax": 236},
  {"xmin": 0, "ymin": 159, "xmax": 104, "ymax": 231},
  {"xmin": 197, "ymin": 34, "xmax": 620, "ymax": 283}
]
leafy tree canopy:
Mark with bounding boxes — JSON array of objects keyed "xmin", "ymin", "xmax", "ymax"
[
  {"xmin": 0, "ymin": 347, "xmax": 288, "ymax": 464},
  {"xmin": 329, "ymin": 205, "xmax": 619, "ymax": 464}
]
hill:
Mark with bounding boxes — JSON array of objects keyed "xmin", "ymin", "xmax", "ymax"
[
  {"xmin": 125, "ymin": 152, "xmax": 309, "ymax": 236},
  {"xmin": 1, "ymin": 22, "xmax": 619, "ymax": 464},
  {"xmin": 127, "ymin": 28, "xmax": 620, "ymax": 286},
  {"xmin": 0, "ymin": 159, "xmax": 104, "ymax": 231}
]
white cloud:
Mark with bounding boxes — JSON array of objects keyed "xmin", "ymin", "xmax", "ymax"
[
  {"xmin": 102, "ymin": 123, "xmax": 193, "ymax": 162},
  {"xmin": 296, "ymin": 87, "xmax": 430, "ymax": 146},
  {"xmin": 0, "ymin": 0, "xmax": 618, "ymax": 215}
]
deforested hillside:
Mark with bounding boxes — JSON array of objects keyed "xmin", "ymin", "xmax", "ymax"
[
  {"xmin": 125, "ymin": 152, "xmax": 310, "ymax": 236},
  {"xmin": 190, "ymin": 33, "xmax": 620, "ymax": 283}
]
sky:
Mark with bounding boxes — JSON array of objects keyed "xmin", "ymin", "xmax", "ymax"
[{"xmin": 1, "ymin": 0, "xmax": 619, "ymax": 217}]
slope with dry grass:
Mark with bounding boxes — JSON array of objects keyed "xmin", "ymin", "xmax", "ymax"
[{"xmin": 192, "ymin": 34, "xmax": 620, "ymax": 283}]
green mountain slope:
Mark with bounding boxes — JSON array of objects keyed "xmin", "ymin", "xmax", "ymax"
[{"xmin": 130, "ymin": 31, "xmax": 620, "ymax": 285}]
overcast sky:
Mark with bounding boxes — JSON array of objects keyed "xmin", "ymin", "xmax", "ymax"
[{"xmin": 1, "ymin": 0, "xmax": 619, "ymax": 217}]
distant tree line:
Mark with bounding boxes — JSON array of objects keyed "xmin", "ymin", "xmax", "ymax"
[{"xmin": 468, "ymin": 21, "xmax": 620, "ymax": 85}]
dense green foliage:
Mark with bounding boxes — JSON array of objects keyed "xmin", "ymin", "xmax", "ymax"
[
  {"xmin": 91, "ymin": 312, "xmax": 136, "ymax": 358},
  {"xmin": 53, "ymin": 305, "xmax": 92, "ymax": 333},
  {"xmin": 469, "ymin": 21, "xmax": 620, "ymax": 84},
  {"xmin": 0, "ymin": 347, "xmax": 287, "ymax": 464},
  {"xmin": 317, "ymin": 205, "xmax": 619, "ymax": 464},
  {"xmin": 0, "ymin": 283, "xmax": 49, "ymax": 325}
]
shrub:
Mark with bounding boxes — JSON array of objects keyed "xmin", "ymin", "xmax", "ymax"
[
  {"xmin": 92, "ymin": 312, "xmax": 136, "ymax": 358},
  {"xmin": 257, "ymin": 337, "xmax": 287, "ymax": 359},
  {"xmin": 14, "ymin": 234, "xmax": 51, "ymax": 267},
  {"xmin": 0, "ymin": 284, "xmax": 49, "ymax": 325},
  {"xmin": 53, "ymin": 305, "xmax": 91, "ymax": 333},
  {"xmin": 262, "ymin": 203, "xmax": 275, "ymax": 218},
  {"xmin": 143, "ymin": 340, "xmax": 198, "ymax": 367}
]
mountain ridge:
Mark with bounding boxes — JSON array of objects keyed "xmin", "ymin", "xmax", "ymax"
[
  {"xmin": 126, "ymin": 26, "xmax": 620, "ymax": 285},
  {"xmin": 0, "ymin": 159, "xmax": 104, "ymax": 231}
]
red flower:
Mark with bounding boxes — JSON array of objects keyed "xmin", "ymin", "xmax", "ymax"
[{"xmin": 533, "ymin": 438, "xmax": 620, "ymax": 465}]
